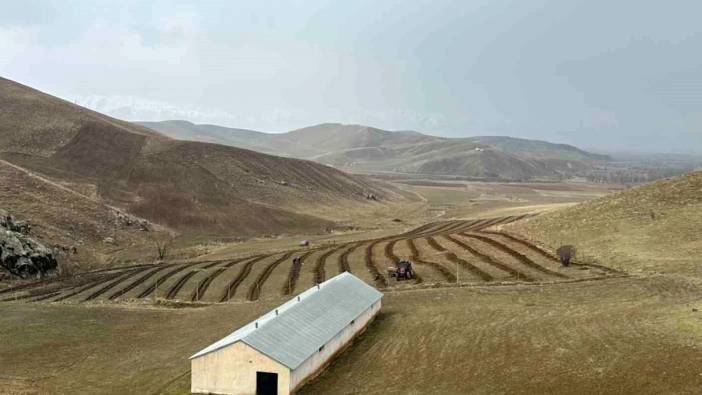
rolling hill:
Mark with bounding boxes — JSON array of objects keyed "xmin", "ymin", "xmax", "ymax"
[
  {"xmin": 513, "ymin": 170, "xmax": 702, "ymax": 277},
  {"xmin": 0, "ymin": 78, "xmax": 407, "ymax": 265},
  {"xmin": 139, "ymin": 121, "xmax": 609, "ymax": 180}
]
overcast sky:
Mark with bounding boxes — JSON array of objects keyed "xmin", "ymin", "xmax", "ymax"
[{"xmin": 2, "ymin": 0, "xmax": 702, "ymax": 153}]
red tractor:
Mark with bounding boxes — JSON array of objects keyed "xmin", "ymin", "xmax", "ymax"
[{"xmin": 388, "ymin": 260, "xmax": 414, "ymax": 280}]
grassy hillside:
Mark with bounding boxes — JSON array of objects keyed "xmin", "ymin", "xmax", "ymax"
[
  {"xmin": 0, "ymin": 78, "xmax": 406, "ymax": 267},
  {"xmin": 513, "ymin": 171, "xmax": 702, "ymax": 276},
  {"xmin": 141, "ymin": 121, "xmax": 607, "ymax": 181}
]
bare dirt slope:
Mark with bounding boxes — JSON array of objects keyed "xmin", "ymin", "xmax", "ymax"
[
  {"xmin": 0, "ymin": 78, "xmax": 407, "ymax": 247},
  {"xmin": 140, "ymin": 121, "xmax": 607, "ymax": 180},
  {"xmin": 512, "ymin": 171, "xmax": 702, "ymax": 277}
]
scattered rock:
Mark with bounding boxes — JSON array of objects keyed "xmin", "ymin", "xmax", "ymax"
[
  {"xmin": 112, "ymin": 210, "xmax": 150, "ymax": 231},
  {"xmin": 0, "ymin": 209, "xmax": 57, "ymax": 278},
  {"xmin": 299, "ymin": 240, "xmax": 310, "ymax": 247},
  {"xmin": 0, "ymin": 210, "xmax": 31, "ymax": 234},
  {"xmin": 693, "ymin": 308, "xmax": 699, "ymax": 313},
  {"xmin": 103, "ymin": 237, "xmax": 116, "ymax": 245},
  {"xmin": 365, "ymin": 193, "xmax": 378, "ymax": 201},
  {"xmin": 392, "ymin": 218, "xmax": 403, "ymax": 222}
]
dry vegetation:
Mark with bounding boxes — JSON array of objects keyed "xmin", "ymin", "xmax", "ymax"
[
  {"xmin": 513, "ymin": 171, "xmax": 702, "ymax": 277},
  {"xmin": 3, "ymin": 275, "xmax": 702, "ymax": 394}
]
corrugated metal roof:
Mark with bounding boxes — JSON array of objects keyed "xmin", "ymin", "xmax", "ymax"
[{"xmin": 190, "ymin": 272, "xmax": 383, "ymax": 369}]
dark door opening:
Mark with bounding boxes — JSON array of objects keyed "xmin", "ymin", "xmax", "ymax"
[{"xmin": 256, "ymin": 371, "xmax": 278, "ymax": 395}]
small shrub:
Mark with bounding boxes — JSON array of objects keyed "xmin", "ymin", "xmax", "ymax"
[{"xmin": 557, "ymin": 245, "xmax": 577, "ymax": 266}]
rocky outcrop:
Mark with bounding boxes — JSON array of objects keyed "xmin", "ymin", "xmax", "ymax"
[{"xmin": 0, "ymin": 209, "xmax": 57, "ymax": 278}]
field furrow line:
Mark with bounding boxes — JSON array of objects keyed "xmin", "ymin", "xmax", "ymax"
[
  {"xmin": 401, "ymin": 221, "xmax": 444, "ymax": 237},
  {"xmin": 466, "ymin": 233, "xmax": 568, "ymax": 279},
  {"xmin": 425, "ymin": 236, "xmax": 447, "ymax": 252},
  {"xmin": 338, "ymin": 243, "xmax": 361, "ymax": 274},
  {"xmin": 137, "ymin": 264, "xmax": 191, "ymax": 299},
  {"xmin": 28, "ymin": 291, "xmax": 63, "ymax": 302},
  {"xmin": 83, "ymin": 267, "xmax": 152, "ymax": 301},
  {"xmin": 283, "ymin": 250, "xmax": 314, "ymax": 295},
  {"xmin": 427, "ymin": 236, "xmax": 493, "ymax": 281},
  {"xmin": 364, "ymin": 240, "xmax": 389, "ymax": 288},
  {"xmin": 313, "ymin": 245, "xmax": 347, "ymax": 285},
  {"xmin": 482, "ymin": 231, "xmax": 559, "ymax": 262},
  {"xmin": 191, "ymin": 257, "xmax": 251, "ymax": 302},
  {"xmin": 443, "ymin": 234, "xmax": 535, "ymax": 282},
  {"xmin": 108, "ymin": 264, "xmax": 175, "ymax": 300},
  {"xmin": 219, "ymin": 255, "xmax": 271, "ymax": 302},
  {"xmin": 486, "ymin": 231, "xmax": 622, "ymax": 274},
  {"xmin": 165, "ymin": 270, "xmax": 198, "ymax": 300},
  {"xmin": 248, "ymin": 251, "xmax": 295, "ymax": 301},
  {"xmin": 406, "ymin": 239, "xmax": 456, "ymax": 282}
]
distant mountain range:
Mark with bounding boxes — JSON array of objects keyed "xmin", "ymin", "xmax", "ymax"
[{"xmin": 139, "ymin": 121, "xmax": 610, "ymax": 181}]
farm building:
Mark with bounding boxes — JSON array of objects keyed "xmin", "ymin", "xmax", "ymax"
[{"xmin": 190, "ymin": 272, "xmax": 383, "ymax": 395}]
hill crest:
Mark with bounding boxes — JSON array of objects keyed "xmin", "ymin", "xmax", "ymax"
[{"xmin": 140, "ymin": 120, "xmax": 609, "ymax": 180}]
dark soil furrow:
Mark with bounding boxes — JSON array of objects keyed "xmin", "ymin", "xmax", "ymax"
[
  {"xmin": 466, "ymin": 233, "xmax": 569, "ymax": 279},
  {"xmin": 191, "ymin": 257, "xmax": 252, "ymax": 302},
  {"xmin": 384, "ymin": 239, "xmax": 401, "ymax": 263},
  {"xmin": 83, "ymin": 267, "xmax": 151, "ymax": 301},
  {"xmin": 165, "ymin": 270, "xmax": 198, "ymax": 300},
  {"xmin": 416, "ymin": 221, "xmax": 463, "ymax": 237},
  {"xmin": 487, "ymin": 231, "xmax": 622, "ymax": 274},
  {"xmin": 443, "ymin": 219, "xmax": 482, "ymax": 234},
  {"xmin": 338, "ymin": 243, "xmax": 361, "ymax": 274},
  {"xmin": 443, "ymin": 251, "xmax": 493, "ymax": 282},
  {"xmin": 50, "ymin": 274, "xmax": 121, "ymax": 302},
  {"xmin": 108, "ymin": 264, "xmax": 175, "ymax": 300},
  {"xmin": 401, "ymin": 221, "xmax": 444, "ymax": 236},
  {"xmin": 283, "ymin": 250, "xmax": 314, "ymax": 295},
  {"xmin": 425, "ymin": 236, "xmax": 447, "ymax": 252},
  {"xmin": 219, "ymin": 255, "xmax": 271, "ymax": 302},
  {"xmin": 443, "ymin": 234, "xmax": 535, "ymax": 282},
  {"xmin": 248, "ymin": 251, "xmax": 295, "ymax": 301},
  {"xmin": 406, "ymin": 239, "xmax": 456, "ymax": 282},
  {"xmin": 314, "ymin": 245, "xmax": 347, "ymax": 284},
  {"xmin": 482, "ymin": 231, "xmax": 559, "ymax": 262},
  {"xmin": 137, "ymin": 263, "xmax": 191, "ymax": 299},
  {"xmin": 469, "ymin": 217, "xmax": 510, "ymax": 231},
  {"xmin": 427, "ymin": 237, "xmax": 493, "ymax": 281},
  {"xmin": 28, "ymin": 291, "xmax": 62, "ymax": 302},
  {"xmin": 0, "ymin": 290, "xmax": 52, "ymax": 302},
  {"xmin": 364, "ymin": 240, "xmax": 389, "ymax": 288},
  {"xmin": 435, "ymin": 220, "xmax": 478, "ymax": 235}
]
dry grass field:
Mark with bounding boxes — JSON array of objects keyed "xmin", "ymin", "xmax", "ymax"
[
  {"xmin": 3, "ymin": 275, "xmax": 702, "ymax": 395},
  {"xmin": 513, "ymin": 171, "xmax": 702, "ymax": 277}
]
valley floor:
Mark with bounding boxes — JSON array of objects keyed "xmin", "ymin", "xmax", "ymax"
[{"xmin": 2, "ymin": 275, "xmax": 702, "ymax": 394}]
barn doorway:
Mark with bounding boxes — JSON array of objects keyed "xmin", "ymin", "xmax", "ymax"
[{"xmin": 256, "ymin": 371, "xmax": 278, "ymax": 395}]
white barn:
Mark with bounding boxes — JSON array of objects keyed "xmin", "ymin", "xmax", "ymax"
[{"xmin": 190, "ymin": 272, "xmax": 383, "ymax": 395}]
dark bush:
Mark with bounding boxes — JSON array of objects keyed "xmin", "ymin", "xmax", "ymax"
[{"xmin": 557, "ymin": 245, "xmax": 577, "ymax": 267}]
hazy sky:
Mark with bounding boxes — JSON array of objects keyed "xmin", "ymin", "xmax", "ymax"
[{"xmin": 2, "ymin": 0, "xmax": 702, "ymax": 153}]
